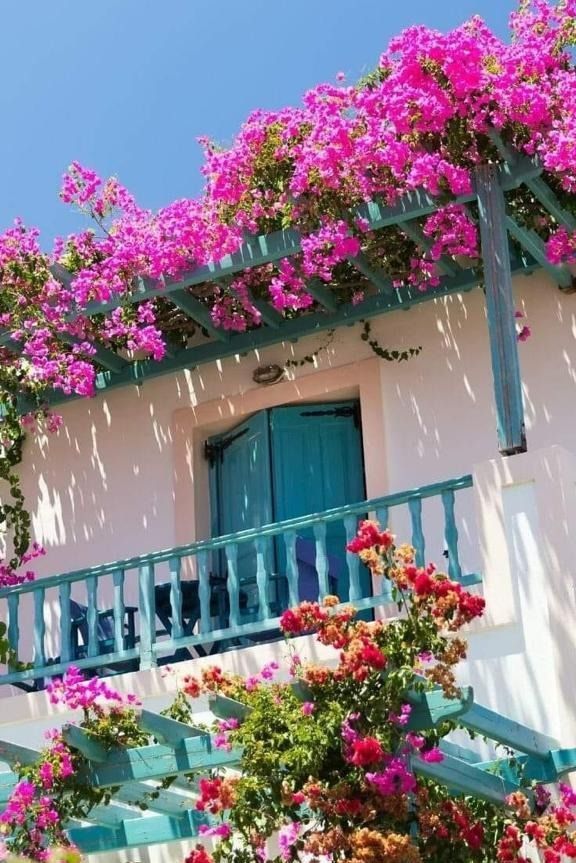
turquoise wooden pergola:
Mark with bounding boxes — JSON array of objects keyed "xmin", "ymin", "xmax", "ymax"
[
  {"xmin": 0, "ymin": 687, "xmax": 575, "ymax": 854},
  {"xmin": 10, "ymin": 141, "xmax": 576, "ymax": 455}
]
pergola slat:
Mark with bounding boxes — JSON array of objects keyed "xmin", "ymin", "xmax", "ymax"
[
  {"xmin": 21, "ymin": 253, "xmax": 540, "ymax": 411},
  {"xmin": 415, "ymin": 751, "xmax": 519, "ymax": 804},
  {"xmin": 475, "ymin": 165, "xmax": 527, "ymax": 455},
  {"xmin": 72, "ymin": 156, "xmax": 541, "ymax": 319},
  {"xmin": 112, "ymin": 780, "xmax": 197, "ymax": 819},
  {"xmin": 169, "ymin": 290, "xmax": 229, "ymax": 341},
  {"xmin": 138, "ymin": 708, "xmax": 206, "ymax": 745},
  {"xmin": 400, "ymin": 220, "xmax": 459, "ymax": 277},
  {"xmin": 505, "ymin": 215, "xmax": 573, "ymax": 287},
  {"xmin": 68, "ymin": 809, "xmax": 203, "ymax": 854},
  {"xmin": 349, "ymin": 252, "xmax": 393, "ymax": 293},
  {"xmin": 305, "ymin": 279, "xmax": 339, "ymax": 311}
]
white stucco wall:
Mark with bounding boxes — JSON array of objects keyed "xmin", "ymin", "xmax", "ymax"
[
  {"xmin": 0, "ymin": 267, "xmax": 571, "ymax": 662},
  {"xmin": 17, "ymin": 268, "xmax": 576, "ymax": 577}
]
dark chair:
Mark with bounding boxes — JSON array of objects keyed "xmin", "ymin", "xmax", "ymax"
[
  {"xmin": 294, "ymin": 538, "xmax": 341, "ymax": 601},
  {"xmin": 12, "ymin": 600, "xmax": 138, "ymax": 693},
  {"xmin": 154, "ymin": 576, "xmax": 243, "ymax": 661},
  {"xmin": 70, "ymin": 599, "xmax": 139, "ymax": 673},
  {"xmin": 224, "ymin": 539, "xmax": 342, "ymax": 649}
]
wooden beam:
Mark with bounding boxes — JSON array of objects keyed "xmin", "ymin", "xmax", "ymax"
[
  {"xmin": 63, "ymin": 725, "xmax": 112, "ymax": 762},
  {"xmin": 349, "ymin": 252, "xmax": 394, "ymax": 294},
  {"xmin": 250, "ymin": 298, "xmax": 284, "ymax": 328},
  {"xmin": 405, "ymin": 686, "xmax": 473, "ymax": 730},
  {"xmin": 137, "ymin": 708, "xmax": 206, "ymax": 746},
  {"xmin": 0, "ymin": 739, "xmax": 41, "ymax": 766},
  {"xmin": 112, "ymin": 780, "xmax": 197, "ymax": 819},
  {"xmin": 400, "ymin": 220, "xmax": 459, "ymax": 277},
  {"xmin": 68, "ymin": 809, "xmax": 204, "ymax": 854},
  {"xmin": 73, "ymin": 155, "xmax": 539, "ymax": 318},
  {"xmin": 524, "ymin": 175, "xmax": 576, "ymax": 230},
  {"xmin": 475, "ymin": 164, "xmax": 527, "ymax": 455},
  {"xmin": 24, "ymin": 253, "xmax": 540, "ymax": 411},
  {"xmin": 306, "ymin": 279, "xmax": 339, "ymax": 311},
  {"xmin": 414, "ymin": 750, "xmax": 519, "ymax": 804},
  {"xmin": 59, "ymin": 335, "xmax": 127, "ymax": 374},
  {"xmin": 169, "ymin": 290, "xmax": 229, "ymax": 342},
  {"xmin": 505, "ymin": 215, "xmax": 573, "ymax": 288},
  {"xmin": 75, "ymin": 736, "xmax": 240, "ymax": 788},
  {"xmin": 461, "ymin": 703, "xmax": 557, "ymax": 757}
]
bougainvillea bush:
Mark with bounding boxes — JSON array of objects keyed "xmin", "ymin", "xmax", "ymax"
[
  {"xmin": 3, "ymin": 526, "xmax": 576, "ymax": 862},
  {"xmin": 0, "ymin": 0, "xmax": 574, "ymax": 580}
]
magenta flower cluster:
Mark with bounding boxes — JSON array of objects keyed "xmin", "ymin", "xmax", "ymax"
[
  {"xmin": 46, "ymin": 664, "xmax": 140, "ymax": 712},
  {"xmin": 0, "ymin": 0, "xmax": 573, "ymax": 415},
  {"xmin": 1, "ymin": 667, "xmax": 140, "ymax": 860}
]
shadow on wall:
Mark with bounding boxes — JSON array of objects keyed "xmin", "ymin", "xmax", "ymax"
[{"xmin": 461, "ymin": 446, "xmax": 576, "ymax": 746}]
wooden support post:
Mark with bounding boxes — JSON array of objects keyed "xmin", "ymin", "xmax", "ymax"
[{"xmin": 475, "ymin": 164, "xmax": 526, "ymax": 455}]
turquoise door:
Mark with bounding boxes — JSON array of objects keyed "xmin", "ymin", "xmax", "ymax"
[
  {"xmin": 207, "ymin": 411, "xmax": 273, "ymax": 611},
  {"xmin": 269, "ymin": 401, "xmax": 368, "ymax": 603},
  {"xmin": 207, "ymin": 400, "xmax": 369, "ymax": 611}
]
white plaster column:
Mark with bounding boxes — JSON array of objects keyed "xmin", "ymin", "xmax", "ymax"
[{"xmin": 467, "ymin": 445, "xmax": 576, "ymax": 744}]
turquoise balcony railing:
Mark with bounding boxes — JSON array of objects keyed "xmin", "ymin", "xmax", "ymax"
[{"xmin": 0, "ymin": 474, "xmax": 478, "ymax": 690}]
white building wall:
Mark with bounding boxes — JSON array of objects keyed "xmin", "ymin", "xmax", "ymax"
[{"xmin": 18, "ymin": 268, "xmax": 576, "ymax": 577}]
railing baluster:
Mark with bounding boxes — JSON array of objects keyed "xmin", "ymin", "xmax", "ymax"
[
  {"xmin": 442, "ymin": 489, "xmax": 463, "ymax": 582},
  {"xmin": 33, "ymin": 588, "xmax": 46, "ymax": 669},
  {"xmin": 376, "ymin": 505, "xmax": 389, "ymax": 528},
  {"xmin": 225, "ymin": 543, "xmax": 240, "ymax": 630},
  {"xmin": 197, "ymin": 551, "xmax": 210, "ymax": 633},
  {"xmin": 408, "ymin": 498, "xmax": 425, "ymax": 567},
  {"xmin": 373, "ymin": 507, "xmax": 393, "ymax": 600},
  {"xmin": 86, "ymin": 576, "xmax": 99, "ymax": 658},
  {"xmin": 313, "ymin": 523, "xmax": 330, "ymax": 598},
  {"xmin": 59, "ymin": 582, "xmax": 72, "ymax": 664},
  {"xmin": 255, "ymin": 537, "xmax": 271, "ymax": 620},
  {"xmin": 7, "ymin": 592, "xmax": 19, "ymax": 663},
  {"xmin": 169, "ymin": 558, "xmax": 184, "ymax": 640},
  {"xmin": 284, "ymin": 531, "xmax": 299, "ymax": 607},
  {"xmin": 344, "ymin": 515, "xmax": 362, "ymax": 601},
  {"xmin": 112, "ymin": 569, "xmax": 126, "ymax": 654},
  {"xmin": 139, "ymin": 563, "xmax": 156, "ymax": 669}
]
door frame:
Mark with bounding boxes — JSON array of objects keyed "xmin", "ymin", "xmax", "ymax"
[{"xmin": 172, "ymin": 358, "xmax": 388, "ymax": 548}]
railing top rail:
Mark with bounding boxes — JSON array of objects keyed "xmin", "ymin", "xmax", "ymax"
[{"xmin": 0, "ymin": 474, "xmax": 472, "ymax": 598}]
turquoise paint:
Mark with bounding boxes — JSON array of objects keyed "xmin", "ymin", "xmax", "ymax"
[
  {"xmin": 416, "ymin": 752, "xmax": 519, "ymax": 804},
  {"xmin": 269, "ymin": 400, "xmax": 367, "ymax": 604},
  {"xmin": 441, "ymin": 489, "xmax": 463, "ymax": 582},
  {"xmin": 475, "ymin": 165, "xmax": 527, "ymax": 455},
  {"xmin": 0, "ymin": 693, "xmax": 573, "ymax": 853},
  {"xmin": 19, "ymin": 254, "xmax": 540, "ymax": 412},
  {"xmin": 0, "ymin": 474, "xmax": 476, "ymax": 687},
  {"xmin": 505, "ymin": 215, "xmax": 572, "ymax": 287}
]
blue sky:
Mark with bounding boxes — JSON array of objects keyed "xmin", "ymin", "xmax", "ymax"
[{"xmin": 0, "ymin": 0, "xmax": 514, "ymax": 244}]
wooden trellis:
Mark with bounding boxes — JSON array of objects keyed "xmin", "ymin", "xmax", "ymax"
[
  {"xmin": 0, "ymin": 688, "xmax": 574, "ymax": 854},
  {"xmin": 8, "ymin": 143, "xmax": 576, "ymax": 454}
]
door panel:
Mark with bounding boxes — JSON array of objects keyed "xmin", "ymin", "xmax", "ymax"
[
  {"xmin": 270, "ymin": 401, "xmax": 368, "ymax": 603},
  {"xmin": 208, "ymin": 412, "xmax": 273, "ymax": 612},
  {"xmin": 208, "ymin": 401, "xmax": 370, "ymax": 614}
]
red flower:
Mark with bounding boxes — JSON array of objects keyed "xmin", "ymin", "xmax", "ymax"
[
  {"xmin": 349, "ymin": 736, "xmax": 384, "ymax": 766},
  {"xmin": 334, "ymin": 796, "xmax": 363, "ymax": 816},
  {"xmin": 279, "ymin": 609, "xmax": 303, "ymax": 634},
  {"xmin": 346, "ymin": 520, "xmax": 393, "ymax": 553},
  {"xmin": 359, "ymin": 642, "xmax": 387, "ymax": 670},
  {"xmin": 184, "ymin": 846, "xmax": 214, "ymax": 863}
]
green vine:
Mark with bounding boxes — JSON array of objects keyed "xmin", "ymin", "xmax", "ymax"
[
  {"xmin": 284, "ymin": 322, "xmax": 423, "ymax": 371},
  {"xmin": 284, "ymin": 329, "xmax": 335, "ymax": 369},
  {"xmin": 360, "ymin": 320, "xmax": 422, "ymax": 362},
  {"xmin": 0, "ymin": 381, "xmax": 30, "ymax": 569}
]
